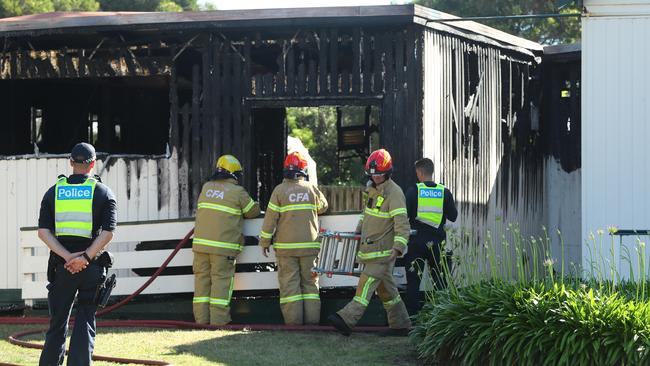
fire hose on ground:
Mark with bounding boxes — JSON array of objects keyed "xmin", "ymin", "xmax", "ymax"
[{"xmin": 1, "ymin": 228, "xmax": 387, "ymax": 366}]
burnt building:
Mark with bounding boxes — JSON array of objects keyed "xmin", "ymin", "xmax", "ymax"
[{"xmin": 0, "ymin": 5, "xmax": 548, "ymax": 292}]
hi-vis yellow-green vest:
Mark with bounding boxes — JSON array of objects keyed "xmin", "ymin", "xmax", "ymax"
[
  {"xmin": 415, "ymin": 182, "xmax": 445, "ymax": 229},
  {"xmin": 54, "ymin": 176, "xmax": 97, "ymax": 238}
]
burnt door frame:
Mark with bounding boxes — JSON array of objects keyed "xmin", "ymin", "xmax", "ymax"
[{"xmin": 245, "ymin": 96, "xmax": 383, "ymax": 207}]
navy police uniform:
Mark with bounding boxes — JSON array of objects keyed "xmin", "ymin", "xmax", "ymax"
[
  {"xmin": 38, "ymin": 144, "xmax": 117, "ymax": 366},
  {"xmin": 404, "ymin": 181, "xmax": 457, "ymax": 315}
]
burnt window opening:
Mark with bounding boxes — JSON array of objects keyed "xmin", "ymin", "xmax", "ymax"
[
  {"xmin": 286, "ymin": 105, "xmax": 379, "ymax": 186},
  {"xmin": 556, "ymin": 68, "xmax": 580, "ymax": 139},
  {"xmin": 501, "ymin": 59, "xmax": 512, "ymax": 123},
  {"xmin": 541, "ymin": 56, "xmax": 581, "ymax": 173},
  {"xmin": 88, "ymin": 114, "xmax": 99, "ymax": 145},
  {"xmin": 251, "ymin": 104, "xmax": 380, "ymax": 207},
  {"xmin": 461, "ymin": 50, "xmax": 481, "ymax": 160},
  {"xmin": 30, "ymin": 107, "xmax": 44, "ymax": 147},
  {"xmin": 0, "ymin": 76, "xmax": 170, "ymax": 157},
  {"xmin": 336, "ymin": 105, "xmax": 379, "ymax": 162}
]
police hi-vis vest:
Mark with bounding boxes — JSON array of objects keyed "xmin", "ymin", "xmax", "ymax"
[
  {"xmin": 415, "ymin": 182, "xmax": 445, "ymax": 229},
  {"xmin": 54, "ymin": 176, "xmax": 97, "ymax": 238}
]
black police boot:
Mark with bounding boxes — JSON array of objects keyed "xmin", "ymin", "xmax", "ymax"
[{"xmin": 328, "ymin": 313, "xmax": 352, "ymax": 336}]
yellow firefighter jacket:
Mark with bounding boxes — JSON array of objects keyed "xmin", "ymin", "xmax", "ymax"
[
  {"xmin": 193, "ymin": 178, "xmax": 260, "ymax": 257},
  {"xmin": 355, "ymin": 178, "xmax": 411, "ymax": 263},
  {"xmin": 259, "ymin": 178, "xmax": 329, "ymax": 257}
]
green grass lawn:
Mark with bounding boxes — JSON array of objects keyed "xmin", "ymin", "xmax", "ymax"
[{"xmin": 1, "ymin": 324, "xmax": 422, "ymax": 366}]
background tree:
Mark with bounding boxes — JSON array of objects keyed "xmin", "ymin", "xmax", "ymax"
[
  {"xmin": 52, "ymin": 0, "xmax": 99, "ymax": 11},
  {"xmin": 414, "ymin": 0, "xmax": 581, "ymax": 44},
  {"xmin": 97, "ymin": 0, "xmax": 197, "ymax": 11},
  {"xmin": 155, "ymin": 0, "xmax": 183, "ymax": 12},
  {"xmin": 0, "ymin": 0, "xmax": 53, "ymax": 17},
  {"xmin": 0, "ymin": 0, "xmax": 204, "ymax": 17},
  {"xmin": 287, "ymin": 107, "xmax": 371, "ymax": 186}
]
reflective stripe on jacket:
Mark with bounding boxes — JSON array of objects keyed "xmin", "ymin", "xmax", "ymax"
[
  {"xmin": 356, "ymin": 178, "xmax": 411, "ymax": 263},
  {"xmin": 193, "ymin": 178, "xmax": 260, "ymax": 256},
  {"xmin": 259, "ymin": 178, "xmax": 329, "ymax": 257}
]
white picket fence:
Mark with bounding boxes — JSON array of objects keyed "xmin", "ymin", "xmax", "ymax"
[{"xmin": 21, "ymin": 213, "xmax": 407, "ymax": 304}]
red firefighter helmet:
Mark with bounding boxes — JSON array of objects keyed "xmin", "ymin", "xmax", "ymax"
[
  {"xmin": 365, "ymin": 149, "xmax": 393, "ymax": 176},
  {"xmin": 284, "ymin": 151, "xmax": 308, "ymax": 178}
]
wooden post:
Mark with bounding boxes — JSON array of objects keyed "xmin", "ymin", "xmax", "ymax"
[
  {"xmin": 201, "ymin": 44, "xmax": 213, "ymax": 184},
  {"xmin": 362, "ymin": 31, "xmax": 371, "ymax": 95},
  {"xmin": 352, "ymin": 27, "xmax": 361, "ymax": 95},
  {"xmin": 213, "ymin": 38, "xmax": 222, "ymax": 158},
  {"xmin": 180, "ymin": 104, "xmax": 191, "ymax": 217},
  {"xmin": 319, "ymin": 28, "xmax": 328, "ymax": 95},
  {"xmin": 232, "ymin": 53, "xmax": 243, "ymax": 159},
  {"xmin": 190, "ymin": 63, "xmax": 202, "ymax": 209},
  {"xmin": 329, "ymin": 29, "xmax": 338, "ymax": 95}
]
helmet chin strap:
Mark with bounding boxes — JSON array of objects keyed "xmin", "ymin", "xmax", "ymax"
[
  {"xmin": 283, "ymin": 169, "xmax": 308, "ymax": 180},
  {"xmin": 214, "ymin": 168, "xmax": 240, "ymax": 181},
  {"xmin": 366, "ymin": 173, "xmax": 390, "ymax": 185}
]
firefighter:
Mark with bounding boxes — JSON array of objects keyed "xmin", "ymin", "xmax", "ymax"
[
  {"xmin": 38, "ymin": 142, "xmax": 117, "ymax": 366},
  {"xmin": 404, "ymin": 158, "xmax": 457, "ymax": 315},
  {"xmin": 328, "ymin": 148, "xmax": 412, "ymax": 337},
  {"xmin": 259, "ymin": 152, "xmax": 328, "ymax": 325},
  {"xmin": 192, "ymin": 154, "xmax": 260, "ymax": 325}
]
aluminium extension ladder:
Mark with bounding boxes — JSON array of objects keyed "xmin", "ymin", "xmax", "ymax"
[{"xmin": 313, "ymin": 231, "xmax": 365, "ymax": 277}]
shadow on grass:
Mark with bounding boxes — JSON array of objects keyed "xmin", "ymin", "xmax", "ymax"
[
  {"xmin": 169, "ymin": 330, "xmax": 422, "ymax": 366},
  {"xmin": 2, "ymin": 324, "xmax": 423, "ymax": 366}
]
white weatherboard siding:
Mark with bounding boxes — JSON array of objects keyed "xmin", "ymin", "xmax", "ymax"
[
  {"xmin": 0, "ymin": 155, "xmax": 180, "ymax": 290},
  {"xmin": 582, "ymin": 13, "xmax": 650, "ymax": 279},
  {"xmin": 584, "ymin": 0, "xmax": 650, "ymax": 16}
]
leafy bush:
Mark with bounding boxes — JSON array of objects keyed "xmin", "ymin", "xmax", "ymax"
[
  {"xmin": 410, "ymin": 226, "xmax": 650, "ymax": 365},
  {"xmin": 412, "ymin": 281, "xmax": 650, "ymax": 365}
]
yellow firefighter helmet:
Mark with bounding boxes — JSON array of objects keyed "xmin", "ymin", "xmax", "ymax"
[{"xmin": 215, "ymin": 154, "xmax": 242, "ymax": 174}]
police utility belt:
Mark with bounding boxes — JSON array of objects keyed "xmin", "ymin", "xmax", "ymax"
[
  {"xmin": 47, "ymin": 250, "xmax": 116, "ymax": 308},
  {"xmin": 47, "ymin": 250, "xmax": 114, "ymax": 279}
]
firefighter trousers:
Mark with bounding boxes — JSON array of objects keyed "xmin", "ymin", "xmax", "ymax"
[
  {"xmin": 337, "ymin": 260, "xmax": 411, "ymax": 329},
  {"xmin": 277, "ymin": 255, "xmax": 320, "ymax": 325},
  {"xmin": 193, "ymin": 253, "xmax": 235, "ymax": 325}
]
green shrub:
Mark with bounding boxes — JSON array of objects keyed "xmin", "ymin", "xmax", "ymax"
[
  {"xmin": 412, "ymin": 281, "xmax": 650, "ymax": 365},
  {"xmin": 410, "ymin": 226, "xmax": 650, "ymax": 365}
]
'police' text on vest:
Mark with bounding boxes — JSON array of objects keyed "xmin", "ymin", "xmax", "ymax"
[
  {"xmin": 419, "ymin": 188, "xmax": 443, "ymax": 199},
  {"xmin": 57, "ymin": 186, "xmax": 93, "ymax": 200}
]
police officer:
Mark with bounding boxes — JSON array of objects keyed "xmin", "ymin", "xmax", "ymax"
[
  {"xmin": 328, "ymin": 149, "xmax": 412, "ymax": 337},
  {"xmin": 259, "ymin": 152, "xmax": 328, "ymax": 325},
  {"xmin": 192, "ymin": 155, "xmax": 260, "ymax": 325},
  {"xmin": 38, "ymin": 142, "xmax": 117, "ymax": 366},
  {"xmin": 404, "ymin": 158, "xmax": 457, "ymax": 315}
]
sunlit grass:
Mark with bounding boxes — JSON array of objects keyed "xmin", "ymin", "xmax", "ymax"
[{"xmin": 1, "ymin": 325, "xmax": 421, "ymax": 366}]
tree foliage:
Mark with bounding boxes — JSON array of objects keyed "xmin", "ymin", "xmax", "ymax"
[
  {"xmin": 97, "ymin": 0, "xmax": 197, "ymax": 12},
  {"xmin": 53, "ymin": 0, "xmax": 100, "ymax": 11},
  {"xmin": 414, "ymin": 0, "xmax": 581, "ymax": 45},
  {"xmin": 155, "ymin": 0, "xmax": 183, "ymax": 12},
  {"xmin": 286, "ymin": 107, "xmax": 366, "ymax": 186},
  {"xmin": 0, "ymin": 0, "xmax": 202, "ymax": 18}
]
